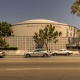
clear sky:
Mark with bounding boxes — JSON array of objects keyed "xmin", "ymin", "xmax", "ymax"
[{"xmin": 0, "ymin": 0, "xmax": 80, "ymax": 28}]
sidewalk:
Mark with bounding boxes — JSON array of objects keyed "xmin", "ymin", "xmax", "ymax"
[{"xmin": 5, "ymin": 55, "xmax": 24, "ymax": 58}]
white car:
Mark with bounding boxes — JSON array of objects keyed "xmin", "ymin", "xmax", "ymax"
[
  {"xmin": 52, "ymin": 49, "xmax": 73, "ymax": 56},
  {"xmin": 24, "ymin": 49, "xmax": 51, "ymax": 58},
  {"xmin": 0, "ymin": 50, "xmax": 6, "ymax": 58}
]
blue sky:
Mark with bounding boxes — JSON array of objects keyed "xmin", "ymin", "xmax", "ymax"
[{"xmin": 0, "ymin": 0, "xmax": 80, "ymax": 28}]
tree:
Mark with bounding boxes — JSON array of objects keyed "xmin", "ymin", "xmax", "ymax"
[
  {"xmin": 0, "ymin": 37, "xmax": 9, "ymax": 48},
  {"xmin": 33, "ymin": 24, "xmax": 62, "ymax": 50},
  {"xmin": 71, "ymin": 0, "xmax": 80, "ymax": 16},
  {"xmin": 0, "ymin": 22, "xmax": 13, "ymax": 48},
  {"xmin": 0, "ymin": 22, "xmax": 13, "ymax": 36},
  {"xmin": 33, "ymin": 30, "xmax": 44, "ymax": 48}
]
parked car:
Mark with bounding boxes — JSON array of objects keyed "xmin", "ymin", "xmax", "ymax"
[
  {"xmin": 24, "ymin": 49, "xmax": 51, "ymax": 58},
  {"xmin": 52, "ymin": 49, "xmax": 73, "ymax": 56},
  {"xmin": 0, "ymin": 50, "xmax": 6, "ymax": 58}
]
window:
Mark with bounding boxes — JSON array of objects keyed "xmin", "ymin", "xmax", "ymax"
[
  {"xmin": 34, "ymin": 50, "xmax": 41, "ymax": 52},
  {"xmin": 70, "ymin": 32, "xmax": 72, "ymax": 37}
]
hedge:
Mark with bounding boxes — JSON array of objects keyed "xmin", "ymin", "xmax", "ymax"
[{"xmin": 0, "ymin": 47, "xmax": 18, "ymax": 50}]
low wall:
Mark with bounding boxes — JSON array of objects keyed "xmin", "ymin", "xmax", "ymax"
[
  {"xmin": 5, "ymin": 50, "xmax": 27, "ymax": 55},
  {"xmin": 73, "ymin": 51, "xmax": 79, "ymax": 54}
]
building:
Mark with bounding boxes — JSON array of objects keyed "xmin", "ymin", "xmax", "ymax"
[
  {"xmin": 67, "ymin": 29, "xmax": 80, "ymax": 49},
  {"xmin": 5, "ymin": 19, "xmax": 78, "ymax": 52},
  {"xmin": 12, "ymin": 19, "xmax": 77, "ymax": 37}
]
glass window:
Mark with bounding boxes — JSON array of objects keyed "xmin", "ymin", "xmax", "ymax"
[{"xmin": 34, "ymin": 50, "xmax": 41, "ymax": 52}]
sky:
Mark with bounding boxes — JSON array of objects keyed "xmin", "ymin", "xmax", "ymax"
[{"xmin": 0, "ymin": 0, "xmax": 80, "ymax": 28}]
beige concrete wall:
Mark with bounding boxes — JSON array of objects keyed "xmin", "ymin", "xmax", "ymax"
[
  {"xmin": 12, "ymin": 24, "xmax": 47, "ymax": 36},
  {"xmin": 5, "ymin": 36, "xmax": 68, "ymax": 51},
  {"xmin": 12, "ymin": 23, "xmax": 78, "ymax": 37}
]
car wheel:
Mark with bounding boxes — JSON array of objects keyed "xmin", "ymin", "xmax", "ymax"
[
  {"xmin": 43, "ymin": 54, "xmax": 48, "ymax": 57},
  {"xmin": 0, "ymin": 56, "xmax": 3, "ymax": 58},
  {"xmin": 26, "ymin": 54, "xmax": 30, "ymax": 58},
  {"xmin": 53, "ymin": 53, "xmax": 57, "ymax": 56},
  {"xmin": 66, "ymin": 53, "xmax": 69, "ymax": 56}
]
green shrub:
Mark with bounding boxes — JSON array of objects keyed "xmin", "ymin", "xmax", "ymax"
[{"xmin": 0, "ymin": 47, "xmax": 18, "ymax": 50}]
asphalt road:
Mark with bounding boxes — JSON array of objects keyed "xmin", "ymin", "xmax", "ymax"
[{"xmin": 0, "ymin": 56, "xmax": 80, "ymax": 80}]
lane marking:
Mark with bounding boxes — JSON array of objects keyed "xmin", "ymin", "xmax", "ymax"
[
  {"xmin": 6, "ymin": 68, "xmax": 80, "ymax": 70},
  {"xmin": 0, "ymin": 60, "xmax": 80, "ymax": 63},
  {"xmin": 7, "ymin": 68, "xmax": 41, "ymax": 70}
]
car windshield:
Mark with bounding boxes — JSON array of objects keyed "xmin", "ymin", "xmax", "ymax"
[{"xmin": 59, "ymin": 49, "xmax": 66, "ymax": 51}]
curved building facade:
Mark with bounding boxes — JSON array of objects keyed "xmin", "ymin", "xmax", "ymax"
[
  {"xmin": 5, "ymin": 19, "xmax": 78, "ymax": 51},
  {"xmin": 12, "ymin": 19, "xmax": 78, "ymax": 37}
]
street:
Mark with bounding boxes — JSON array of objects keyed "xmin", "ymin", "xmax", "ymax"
[{"xmin": 0, "ymin": 56, "xmax": 80, "ymax": 80}]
